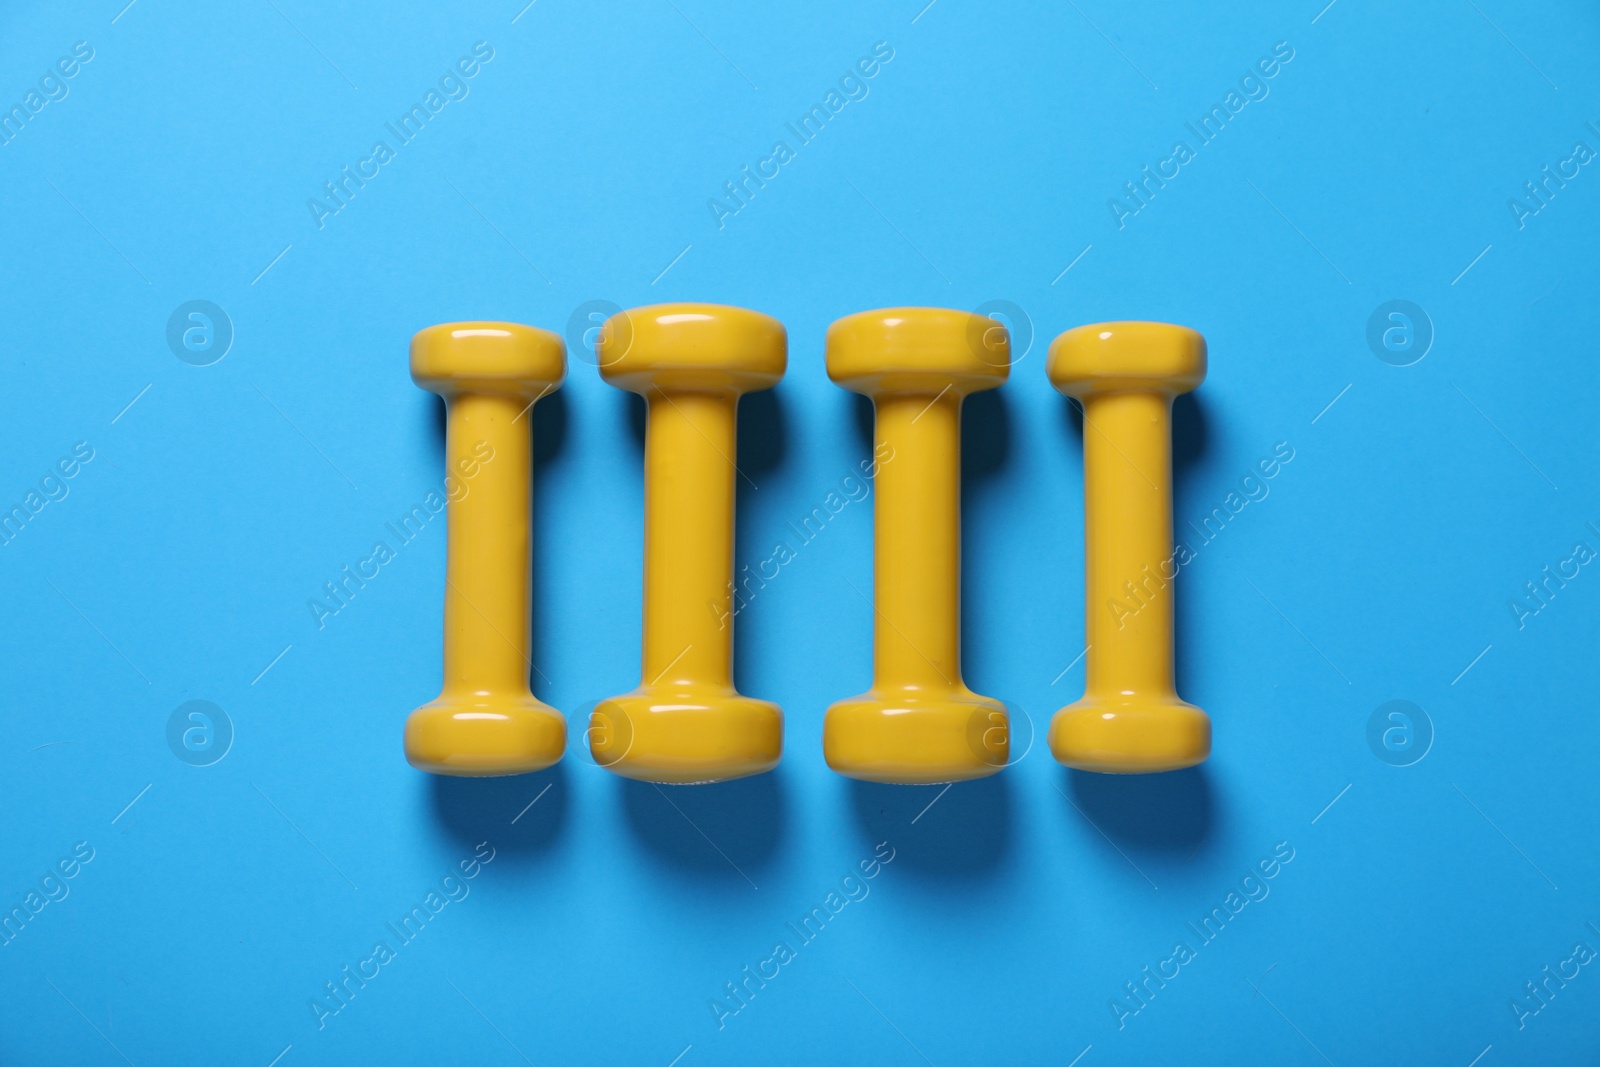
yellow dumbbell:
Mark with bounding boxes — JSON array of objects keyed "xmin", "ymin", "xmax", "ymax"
[
  {"xmin": 589, "ymin": 303, "xmax": 785, "ymax": 784},
  {"xmin": 404, "ymin": 322, "xmax": 566, "ymax": 776},
  {"xmin": 822, "ymin": 307, "xmax": 1010, "ymax": 784},
  {"xmin": 1048, "ymin": 321, "xmax": 1209, "ymax": 773}
]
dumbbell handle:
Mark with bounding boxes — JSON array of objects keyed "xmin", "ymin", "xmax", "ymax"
[
  {"xmin": 440, "ymin": 393, "xmax": 530, "ymax": 695},
  {"xmin": 872, "ymin": 392, "xmax": 960, "ymax": 689},
  {"xmin": 1080, "ymin": 390, "xmax": 1176, "ymax": 698},
  {"xmin": 642, "ymin": 390, "xmax": 736, "ymax": 688}
]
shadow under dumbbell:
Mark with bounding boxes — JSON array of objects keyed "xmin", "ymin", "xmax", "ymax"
[
  {"xmin": 1062, "ymin": 764, "xmax": 1214, "ymax": 854},
  {"xmin": 1169, "ymin": 391, "xmax": 1208, "ymax": 703},
  {"xmin": 529, "ymin": 388, "xmax": 568, "ymax": 700},
  {"xmin": 427, "ymin": 762, "xmax": 569, "ymax": 856},
  {"xmin": 426, "ymin": 392, "xmax": 446, "ymax": 453},
  {"xmin": 846, "ymin": 774, "xmax": 1012, "ymax": 878},
  {"xmin": 737, "ymin": 386, "xmax": 787, "ymax": 477},
  {"xmin": 625, "ymin": 389, "xmax": 646, "ymax": 446},
  {"xmin": 620, "ymin": 767, "xmax": 787, "ymax": 880},
  {"xmin": 961, "ymin": 387, "xmax": 1010, "ymax": 477},
  {"xmin": 732, "ymin": 387, "xmax": 789, "ymax": 699},
  {"xmin": 850, "ymin": 390, "xmax": 874, "ymax": 449},
  {"xmin": 532, "ymin": 386, "xmax": 569, "ymax": 465},
  {"xmin": 1171, "ymin": 390, "xmax": 1209, "ymax": 480},
  {"xmin": 960, "ymin": 387, "xmax": 1012, "ymax": 696},
  {"xmin": 1060, "ymin": 391, "xmax": 1081, "ymax": 441}
]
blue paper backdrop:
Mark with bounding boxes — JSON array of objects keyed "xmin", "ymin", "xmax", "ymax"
[{"xmin": 2, "ymin": 1, "xmax": 1598, "ymax": 1063}]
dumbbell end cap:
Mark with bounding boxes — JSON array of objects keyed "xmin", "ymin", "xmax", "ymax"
[
  {"xmin": 411, "ymin": 321, "xmax": 566, "ymax": 398},
  {"xmin": 823, "ymin": 690, "xmax": 1009, "ymax": 785},
  {"xmin": 1048, "ymin": 698, "xmax": 1210, "ymax": 773},
  {"xmin": 598, "ymin": 303, "xmax": 786, "ymax": 394},
  {"xmin": 1048, "ymin": 321, "xmax": 1205, "ymax": 398},
  {"xmin": 827, "ymin": 307, "xmax": 1011, "ymax": 395},
  {"xmin": 589, "ymin": 689, "xmax": 782, "ymax": 784},
  {"xmin": 404, "ymin": 694, "xmax": 567, "ymax": 776}
]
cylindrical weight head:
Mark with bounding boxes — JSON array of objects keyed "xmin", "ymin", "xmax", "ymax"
[
  {"xmin": 411, "ymin": 321, "xmax": 566, "ymax": 398},
  {"xmin": 1047, "ymin": 321, "xmax": 1204, "ymax": 398},
  {"xmin": 827, "ymin": 307, "xmax": 1011, "ymax": 396},
  {"xmin": 598, "ymin": 303, "xmax": 786, "ymax": 395}
]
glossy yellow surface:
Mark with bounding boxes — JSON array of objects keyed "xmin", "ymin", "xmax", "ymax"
[
  {"xmin": 590, "ymin": 303, "xmax": 785, "ymax": 784},
  {"xmin": 404, "ymin": 322, "xmax": 567, "ymax": 776},
  {"xmin": 1047, "ymin": 321, "xmax": 1211, "ymax": 773},
  {"xmin": 822, "ymin": 308, "xmax": 1010, "ymax": 784}
]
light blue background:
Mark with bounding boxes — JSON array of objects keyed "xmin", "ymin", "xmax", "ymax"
[{"xmin": 2, "ymin": 1, "xmax": 1598, "ymax": 1063}]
